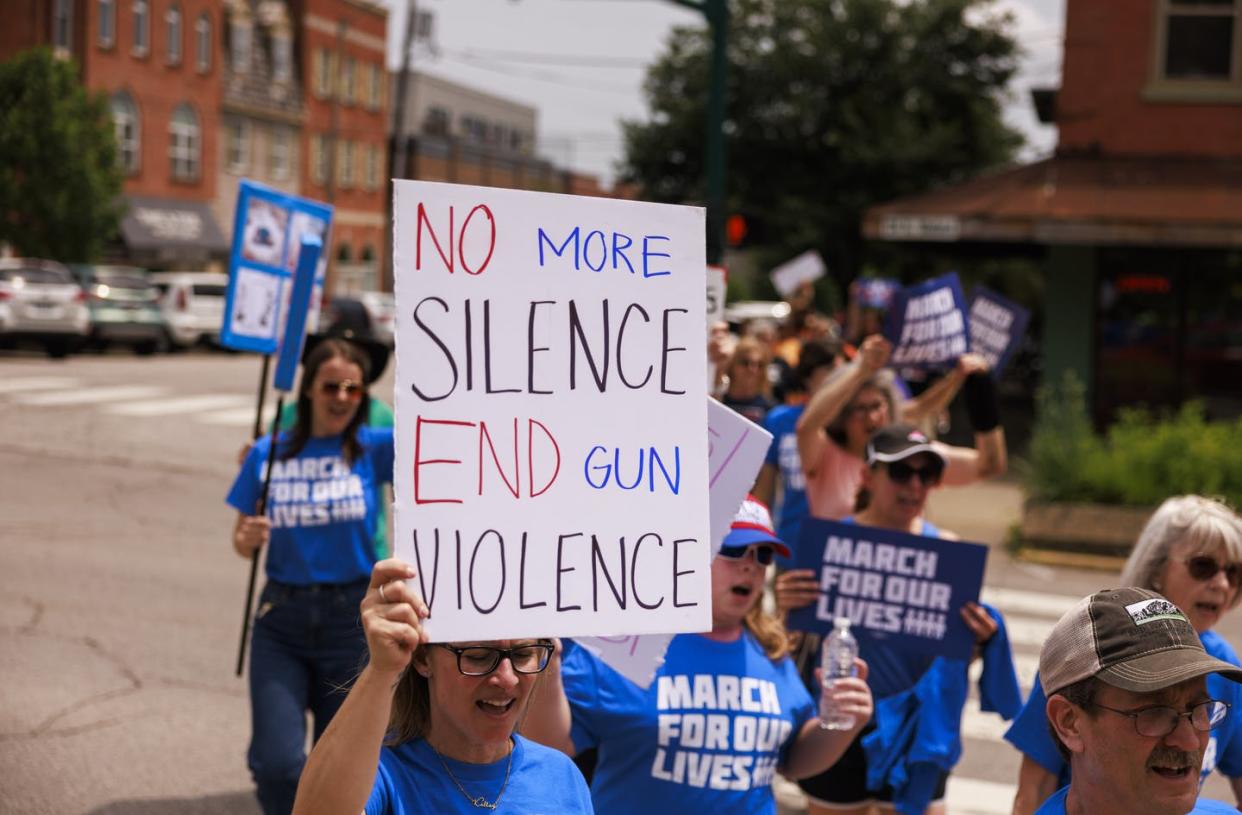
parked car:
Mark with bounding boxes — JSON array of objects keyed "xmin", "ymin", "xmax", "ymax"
[
  {"xmin": 0, "ymin": 258, "xmax": 91, "ymax": 357},
  {"xmin": 69, "ymin": 264, "xmax": 167, "ymax": 355},
  {"xmin": 356, "ymin": 290, "xmax": 396, "ymax": 346},
  {"xmin": 149, "ymin": 271, "xmax": 228, "ymax": 349}
]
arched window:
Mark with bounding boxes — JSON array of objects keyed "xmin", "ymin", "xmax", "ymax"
[
  {"xmin": 194, "ymin": 13, "xmax": 211, "ymax": 73},
  {"xmin": 168, "ymin": 103, "xmax": 199, "ymax": 181},
  {"xmin": 337, "ymin": 244, "xmax": 352, "ymax": 262},
  {"xmin": 111, "ymin": 91, "xmax": 140, "ymax": 174},
  {"xmin": 165, "ymin": 4, "xmax": 182, "ymax": 64},
  {"xmin": 98, "ymin": 0, "xmax": 116, "ymax": 48},
  {"xmin": 360, "ymin": 245, "xmax": 376, "ymax": 262},
  {"xmin": 230, "ymin": 11, "xmax": 252, "ymax": 73},
  {"xmin": 53, "ymin": 0, "xmax": 73, "ymax": 52}
]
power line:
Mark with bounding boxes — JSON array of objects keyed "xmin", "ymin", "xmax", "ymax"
[{"xmin": 448, "ymin": 48, "xmax": 650, "ymax": 68}]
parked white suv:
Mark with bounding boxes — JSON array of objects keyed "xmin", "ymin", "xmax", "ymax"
[
  {"xmin": 149, "ymin": 271, "xmax": 228, "ymax": 349},
  {"xmin": 0, "ymin": 258, "xmax": 91, "ymax": 357}
]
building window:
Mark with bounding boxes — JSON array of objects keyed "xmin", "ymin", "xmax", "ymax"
[
  {"xmin": 165, "ymin": 5, "xmax": 182, "ymax": 65},
  {"xmin": 338, "ymin": 140, "xmax": 355, "ymax": 187},
  {"xmin": 365, "ymin": 144, "xmax": 379, "ymax": 190},
  {"xmin": 230, "ymin": 16, "xmax": 251, "ymax": 73},
  {"xmin": 270, "ymin": 128, "xmax": 290, "ymax": 180},
  {"xmin": 1161, "ymin": 0, "xmax": 1240, "ymax": 80},
  {"xmin": 272, "ymin": 35, "xmax": 291, "ymax": 83},
  {"xmin": 367, "ymin": 64, "xmax": 382, "ymax": 111},
  {"xmin": 194, "ymin": 13, "xmax": 210, "ymax": 72},
  {"xmin": 53, "ymin": 0, "xmax": 72, "ymax": 53},
  {"xmin": 111, "ymin": 91, "xmax": 140, "ymax": 174},
  {"xmin": 340, "ymin": 56, "xmax": 356, "ymax": 105},
  {"xmin": 424, "ymin": 106, "xmax": 449, "ymax": 136},
  {"xmin": 132, "ymin": 0, "xmax": 149, "ymax": 56},
  {"xmin": 226, "ymin": 119, "xmax": 249, "ymax": 173},
  {"xmin": 98, "ymin": 0, "xmax": 116, "ymax": 48},
  {"xmin": 313, "ymin": 48, "xmax": 333, "ymax": 99},
  {"xmin": 169, "ymin": 103, "xmax": 200, "ymax": 181},
  {"xmin": 311, "ymin": 135, "xmax": 328, "ymax": 185}
]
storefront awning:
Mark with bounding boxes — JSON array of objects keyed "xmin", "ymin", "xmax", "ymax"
[
  {"xmin": 120, "ymin": 196, "xmax": 229, "ymax": 263},
  {"xmin": 863, "ymin": 155, "xmax": 1242, "ymax": 248}
]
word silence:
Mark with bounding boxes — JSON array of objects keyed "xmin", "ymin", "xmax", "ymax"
[
  {"xmin": 392, "ymin": 180, "xmax": 710, "ymax": 642},
  {"xmin": 788, "ymin": 518, "xmax": 987, "ymax": 659}
]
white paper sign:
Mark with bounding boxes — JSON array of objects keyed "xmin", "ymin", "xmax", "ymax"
[
  {"xmin": 575, "ymin": 398, "xmax": 772, "ymax": 687},
  {"xmin": 770, "ymin": 250, "xmax": 826, "ymax": 297},
  {"xmin": 393, "ymin": 181, "xmax": 710, "ymax": 642}
]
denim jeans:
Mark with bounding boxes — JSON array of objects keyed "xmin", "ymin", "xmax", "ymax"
[{"xmin": 247, "ymin": 578, "xmax": 369, "ymax": 815}]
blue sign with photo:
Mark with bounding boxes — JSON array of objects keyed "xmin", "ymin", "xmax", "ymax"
[
  {"xmin": 884, "ymin": 272, "xmax": 969, "ymax": 370},
  {"xmin": 968, "ymin": 286, "xmax": 1031, "ymax": 378},
  {"xmin": 220, "ymin": 180, "xmax": 333, "ymax": 354},
  {"xmin": 787, "ymin": 518, "xmax": 988, "ymax": 660}
]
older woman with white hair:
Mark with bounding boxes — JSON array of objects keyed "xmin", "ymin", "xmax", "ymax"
[{"xmin": 1006, "ymin": 495, "xmax": 1242, "ymax": 815}]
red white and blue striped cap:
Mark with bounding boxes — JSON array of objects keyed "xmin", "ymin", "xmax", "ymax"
[{"xmin": 722, "ymin": 495, "xmax": 791, "ymax": 558}]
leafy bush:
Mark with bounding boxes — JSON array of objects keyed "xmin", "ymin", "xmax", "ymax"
[{"xmin": 1026, "ymin": 373, "xmax": 1242, "ymax": 508}]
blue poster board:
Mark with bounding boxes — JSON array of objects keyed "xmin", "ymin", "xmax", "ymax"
[
  {"xmin": 219, "ymin": 180, "xmax": 333, "ymax": 354},
  {"xmin": 787, "ymin": 518, "xmax": 988, "ymax": 660},
  {"xmin": 273, "ymin": 236, "xmax": 322, "ymax": 392},
  {"xmin": 968, "ymin": 286, "xmax": 1031, "ymax": 378},
  {"xmin": 884, "ymin": 272, "xmax": 969, "ymax": 370}
]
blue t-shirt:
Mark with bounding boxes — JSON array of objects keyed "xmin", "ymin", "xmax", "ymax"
[
  {"xmin": 226, "ymin": 426, "xmax": 394, "ymax": 585},
  {"xmin": 365, "ymin": 734, "xmax": 593, "ymax": 815},
  {"xmin": 562, "ymin": 631, "xmax": 815, "ymax": 815},
  {"xmin": 1005, "ymin": 629, "xmax": 1242, "ymax": 790},
  {"xmin": 1034, "ymin": 786, "xmax": 1236, "ymax": 815},
  {"xmin": 763, "ymin": 404, "xmax": 808, "ymax": 552}
]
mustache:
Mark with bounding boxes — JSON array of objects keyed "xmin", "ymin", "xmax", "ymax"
[{"xmin": 1146, "ymin": 746, "xmax": 1201, "ymax": 770}]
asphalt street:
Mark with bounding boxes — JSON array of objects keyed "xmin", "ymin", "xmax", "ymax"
[{"xmin": 0, "ymin": 350, "xmax": 1237, "ymax": 814}]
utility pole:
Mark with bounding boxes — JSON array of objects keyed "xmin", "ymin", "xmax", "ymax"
[
  {"xmin": 668, "ymin": 0, "xmax": 728, "ymax": 266},
  {"xmin": 384, "ymin": 1, "xmax": 425, "ymax": 292},
  {"xmin": 323, "ymin": 18, "xmax": 346, "ymax": 297}
]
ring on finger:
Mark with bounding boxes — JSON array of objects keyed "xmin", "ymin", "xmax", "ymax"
[{"xmin": 379, "ymin": 583, "xmax": 388, "ymax": 603}]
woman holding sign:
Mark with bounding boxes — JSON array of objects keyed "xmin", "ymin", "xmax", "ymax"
[
  {"xmin": 228, "ymin": 338, "xmax": 395, "ymax": 815},
  {"xmin": 778, "ymin": 424, "xmax": 1010, "ymax": 815},
  {"xmin": 290, "ymin": 559, "xmax": 594, "ymax": 815},
  {"xmin": 1006, "ymin": 495, "xmax": 1242, "ymax": 814},
  {"xmin": 520, "ymin": 497, "xmax": 875, "ymax": 815},
  {"xmin": 793, "ymin": 334, "xmax": 1006, "ymax": 524}
]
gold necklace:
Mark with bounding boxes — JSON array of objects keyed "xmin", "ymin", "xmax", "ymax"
[{"xmin": 430, "ymin": 739, "xmax": 514, "ymax": 810}]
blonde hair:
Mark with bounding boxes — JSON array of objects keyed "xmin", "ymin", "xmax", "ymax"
[
  {"xmin": 1120, "ymin": 495, "xmax": 1242, "ymax": 609},
  {"xmin": 744, "ymin": 603, "xmax": 791, "ymax": 661}
]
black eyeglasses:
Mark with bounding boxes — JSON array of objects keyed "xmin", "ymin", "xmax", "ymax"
[
  {"xmin": 886, "ymin": 459, "xmax": 944, "ymax": 487},
  {"xmin": 1184, "ymin": 556, "xmax": 1242, "ymax": 588},
  {"xmin": 717, "ymin": 544, "xmax": 776, "ymax": 565},
  {"xmin": 433, "ymin": 643, "xmax": 554, "ymax": 676},
  {"xmin": 1092, "ymin": 699, "xmax": 1230, "ymax": 738}
]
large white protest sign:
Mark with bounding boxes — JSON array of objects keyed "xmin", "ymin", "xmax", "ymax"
[
  {"xmin": 576, "ymin": 398, "xmax": 772, "ymax": 687},
  {"xmin": 393, "ymin": 181, "xmax": 710, "ymax": 642},
  {"xmin": 770, "ymin": 250, "xmax": 825, "ymax": 298}
]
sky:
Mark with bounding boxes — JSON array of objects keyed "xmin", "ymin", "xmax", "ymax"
[{"xmin": 381, "ymin": 0, "xmax": 1065, "ymax": 187}]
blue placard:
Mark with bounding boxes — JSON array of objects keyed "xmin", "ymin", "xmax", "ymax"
[
  {"xmin": 884, "ymin": 272, "xmax": 969, "ymax": 370},
  {"xmin": 220, "ymin": 180, "xmax": 333, "ymax": 354},
  {"xmin": 968, "ymin": 286, "xmax": 1031, "ymax": 378},
  {"xmin": 273, "ymin": 236, "xmax": 322, "ymax": 392},
  {"xmin": 787, "ymin": 518, "xmax": 988, "ymax": 660}
]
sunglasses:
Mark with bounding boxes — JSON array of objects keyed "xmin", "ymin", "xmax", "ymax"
[
  {"xmin": 319, "ymin": 380, "xmax": 364, "ymax": 401},
  {"xmin": 717, "ymin": 543, "xmax": 776, "ymax": 565},
  {"xmin": 1184, "ymin": 556, "xmax": 1242, "ymax": 588},
  {"xmin": 886, "ymin": 459, "xmax": 944, "ymax": 487}
]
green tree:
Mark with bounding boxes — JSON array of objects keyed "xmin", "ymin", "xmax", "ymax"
[
  {"xmin": 0, "ymin": 48, "xmax": 123, "ymax": 261},
  {"xmin": 622, "ymin": 0, "xmax": 1023, "ymax": 285}
]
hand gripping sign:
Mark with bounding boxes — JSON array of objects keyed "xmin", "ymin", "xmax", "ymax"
[
  {"xmin": 788, "ymin": 518, "xmax": 988, "ymax": 660},
  {"xmin": 392, "ymin": 181, "xmax": 710, "ymax": 642}
]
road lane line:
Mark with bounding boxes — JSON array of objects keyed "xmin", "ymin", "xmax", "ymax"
[
  {"xmin": 107, "ymin": 394, "xmax": 251, "ymax": 416},
  {"xmin": 0, "ymin": 376, "xmax": 79, "ymax": 394},
  {"xmin": 14, "ymin": 385, "xmax": 166, "ymax": 406}
]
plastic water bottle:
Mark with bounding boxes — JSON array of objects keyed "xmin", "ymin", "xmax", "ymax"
[{"xmin": 820, "ymin": 617, "xmax": 858, "ymax": 730}]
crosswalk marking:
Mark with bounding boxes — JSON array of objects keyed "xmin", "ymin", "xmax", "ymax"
[
  {"xmin": 107, "ymin": 394, "xmax": 251, "ymax": 416},
  {"xmin": 0, "ymin": 376, "xmax": 79, "ymax": 394},
  {"xmin": 13, "ymin": 385, "xmax": 166, "ymax": 406}
]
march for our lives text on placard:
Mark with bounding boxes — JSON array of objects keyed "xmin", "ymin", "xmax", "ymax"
[
  {"xmin": 788, "ymin": 518, "xmax": 987, "ymax": 659},
  {"xmin": 392, "ymin": 181, "xmax": 710, "ymax": 642},
  {"xmin": 886, "ymin": 272, "xmax": 970, "ymax": 369}
]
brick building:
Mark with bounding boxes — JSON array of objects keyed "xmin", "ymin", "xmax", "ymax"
[
  {"xmin": 863, "ymin": 0, "xmax": 1242, "ymax": 422},
  {"xmin": 291, "ymin": 0, "xmax": 387, "ymax": 294},
  {"xmin": 3, "ymin": 0, "xmax": 230, "ymax": 267}
]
